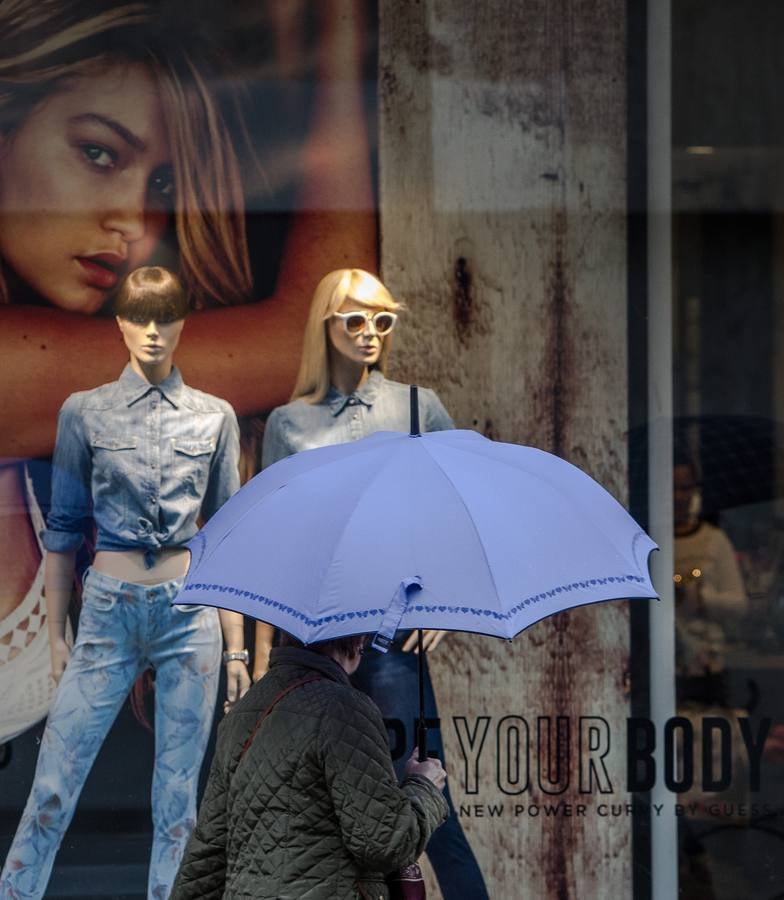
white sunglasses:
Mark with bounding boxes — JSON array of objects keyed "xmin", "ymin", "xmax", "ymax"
[{"xmin": 332, "ymin": 310, "xmax": 398, "ymax": 336}]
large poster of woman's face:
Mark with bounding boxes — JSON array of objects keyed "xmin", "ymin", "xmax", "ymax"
[{"xmin": 0, "ymin": 0, "xmax": 376, "ymax": 755}]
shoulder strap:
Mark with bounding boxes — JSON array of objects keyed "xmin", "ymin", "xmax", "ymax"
[{"xmin": 237, "ymin": 675, "xmax": 325, "ymax": 765}]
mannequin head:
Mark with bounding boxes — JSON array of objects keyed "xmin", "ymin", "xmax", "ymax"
[
  {"xmin": 115, "ymin": 266, "xmax": 186, "ymax": 382},
  {"xmin": 291, "ymin": 269, "xmax": 403, "ymax": 403}
]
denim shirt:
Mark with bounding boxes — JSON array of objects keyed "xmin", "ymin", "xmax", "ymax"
[
  {"xmin": 261, "ymin": 370, "xmax": 454, "ymax": 468},
  {"xmin": 43, "ymin": 364, "xmax": 240, "ymax": 558}
]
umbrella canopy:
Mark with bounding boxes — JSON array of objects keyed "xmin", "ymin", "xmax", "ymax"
[{"xmin": 180, "ymin": 428, "xmax": 658, "ymax": 643}]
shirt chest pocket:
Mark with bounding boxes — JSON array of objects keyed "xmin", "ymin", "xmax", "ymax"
[
  {"xmin": 91, "ymin": 435, "xmax": 139, "ymax": 487},
  {"xmin": 172, "ymin": 437, "xmax": 215, "ymax": 495}
]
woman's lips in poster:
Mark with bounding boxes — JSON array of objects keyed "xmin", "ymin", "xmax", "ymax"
[{"xmin": 76, "ymin": 253, "xmax": 127, "ymax": 290}]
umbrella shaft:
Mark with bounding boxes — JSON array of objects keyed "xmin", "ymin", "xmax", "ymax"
[{"xmin": 417, "ymin": 628, "xmax": 427, "ymax": 761}]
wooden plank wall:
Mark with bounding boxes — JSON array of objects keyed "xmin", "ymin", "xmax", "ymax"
[{"xmin": 379, "ymin": 1, "xmax": 631, "ymax": 896}]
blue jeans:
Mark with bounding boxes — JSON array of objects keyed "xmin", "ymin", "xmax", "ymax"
[
  {"xmin": 0, "ymin": 569, "xmax": 221, "ymax": 900},
  {"xmin": 352, "ymin": 643, "xmax": 489, "ymax": 900}
]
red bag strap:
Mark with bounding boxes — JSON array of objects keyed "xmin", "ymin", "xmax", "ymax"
[{"xmin": 237, "ymin": 676, "xmax": 325, "ymax": 764}]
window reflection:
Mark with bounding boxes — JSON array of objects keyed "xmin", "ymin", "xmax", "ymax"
[
  {"xmin": 673, "ymin": 451, "xmax": 748, "ymax": 706},
  {"xmin": 671, "ymin": 0, "xmax": 784, "ymax": 870}
]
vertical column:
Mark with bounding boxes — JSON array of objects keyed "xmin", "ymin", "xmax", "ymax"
[
  {"xmin": 379, "ymin": 1, "xmax": 631, "ymax": 895},
  {"xmin": 772, "ymin": 218, "xmax": 784, "ymax": 522},
  {"xmin": 647, "ymin": 1, "xmax": 678, "ymax": 898}
]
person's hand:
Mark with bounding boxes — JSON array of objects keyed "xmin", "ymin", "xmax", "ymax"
[
  {"xmin": 404, "ymin": 751, "xmax": 447, "ymax": 790},
  {"xmin": 223, "ymin": 661, "xmax": 251, "ymax": 715},
  {"xmin": 676, "ymin": 575, "xmax": 704, "ymax": 616},
  {"xmin": 49, "ymin": 636, "xmax": 71, "ymax": 684},
  {"xmin": 401, "ymin": 630, "xmax": 447, "ymax": 654}
]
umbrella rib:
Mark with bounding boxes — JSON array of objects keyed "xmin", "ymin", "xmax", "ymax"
[
  {"xmin": 312, "ymin": 447, "xmax": 407, "ymax": 614},
  {"xmin": 417, "ymin": 442, "xmax": 505, "ymax": 618},
  {"xmin": 201, "ymin": 496, "xmax": 276, "ymax": 567},
  {"xmin": 198, "ymin": 439, "xmax": 402, "ymax": 568}
]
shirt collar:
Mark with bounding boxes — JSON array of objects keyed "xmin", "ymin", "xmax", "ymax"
[
  {"xmin": 119, "ymin": 363, "xmax": 185, "ymax": 408},
  {"xmin": 325, "ymin": 369, "xmax": 384, "ymax": 416}
]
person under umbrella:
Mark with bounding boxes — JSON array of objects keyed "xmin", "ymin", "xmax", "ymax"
[
  {"xmin": 257, "ymin": 269, "xmax": 489, "ymax": 900},
  {"xmin": 170, "ymin": 631, "xmax": 448, "ymax": 899}
]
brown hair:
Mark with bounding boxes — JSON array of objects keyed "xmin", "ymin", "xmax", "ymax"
[
  {"xmin": 279, "ymin": 630, "xmax": 367, "ymax": 661},
  {"xmin": 0, "ymin": 0, "xmax": 252, "ymax": 307},
  {"xmin": 114, "ymin": 266, "xmax": 189, "ymax": 323}
]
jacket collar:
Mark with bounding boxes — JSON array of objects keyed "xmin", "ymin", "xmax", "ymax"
[
  {"xmin": 269, "ymin": 647, "xmax": 351, "ymax": 685},
  {"xmin": 325, "ymin": 369, "xmax": 384, "ymax": 417},
  {"xmin": 119, "ymin": 363, "xmax": 184, "ymax": 408}
]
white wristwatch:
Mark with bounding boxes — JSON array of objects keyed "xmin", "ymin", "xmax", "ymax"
[{"xmin": 222, "ymin": 649, "xmax": 250, "ymax": 665}]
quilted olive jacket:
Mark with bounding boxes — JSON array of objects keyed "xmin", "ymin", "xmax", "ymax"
[{"xmin": 171, "ymin": 647, "xmax": 448, "ymax": 900}]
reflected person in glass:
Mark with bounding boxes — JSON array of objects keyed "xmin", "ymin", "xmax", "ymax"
[{"xmin": 673, "ymin": 452, "xmax": 748, "ymax": 704}]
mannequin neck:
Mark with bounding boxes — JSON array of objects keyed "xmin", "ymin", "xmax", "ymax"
[
  {"xmin": 329, "ymin": 356, "xmax": 370, "ymax": 397},
  {"xmin": 129, "ymin": 356, "xmax": 173, "ymax": 386}
]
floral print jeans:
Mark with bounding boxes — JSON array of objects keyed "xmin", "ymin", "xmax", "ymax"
[{"xmin": 0, "ymin": 568, "xmax": 221, "ymax": 900}]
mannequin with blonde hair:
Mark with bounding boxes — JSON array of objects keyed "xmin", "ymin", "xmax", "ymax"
[
  {"xmin": 259, "ymin": 268, "xmax": 489, "ymax": 900},
  {"xmin": 289, "ymin": 269, "xmax": 401, "ymax": 404}
]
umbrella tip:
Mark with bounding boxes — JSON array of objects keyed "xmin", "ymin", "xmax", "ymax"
[{"xmin": 410, "ymin": 384, "xmax": 421, "ymax": 437}]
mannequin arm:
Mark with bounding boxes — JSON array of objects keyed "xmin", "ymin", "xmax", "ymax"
[
  {"xmin": 44, "ymin": 549, "xmax": 76, "ymax": 683},
  {"xmin": 253, "ymin": 622, "xmax": 275, "ymax": 682},
  {"xmin": 219, "ymin": 608, "xmax": 251, "ymax": 712}
]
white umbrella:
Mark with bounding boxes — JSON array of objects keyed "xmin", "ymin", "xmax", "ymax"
[{"xmin": 182, "ymin": 428, "xmax": 657, "ymax": 643}]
